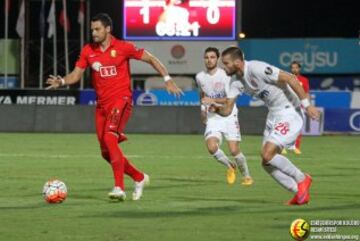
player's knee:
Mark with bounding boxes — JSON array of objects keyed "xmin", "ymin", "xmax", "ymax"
[
  {"xmin": 103, "ymin": 132, "xmax": 118, "ymax": 147},
  {"xmin": 261, "ymin": 150, "xmax": 275, "ymax": 164},
  {"xmin": 207, "ymin": 143, "xmax": 218, "ymax": 155},
  {"xmin": 100, "ymin": 146, "xmax": 111, "ymax": 163},
  {"xmin": 230, "ymin": 148, "xmax": 240, "ymax": 157}
]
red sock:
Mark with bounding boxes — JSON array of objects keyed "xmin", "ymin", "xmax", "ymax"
[
  {"xmin": 124, "ymin": 157, "xmax": 144, "ymax": 182},
  {"xmin": 103, "ymin": 133, "xmax": 125, "ymax": 189},
  {"xmin": 295, "ymin": 134, "xmax": 302, "ymax": 149}
]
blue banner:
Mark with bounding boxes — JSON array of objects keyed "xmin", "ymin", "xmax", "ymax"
[
  {"xmin": 239, "ymin": 39, "xmax": 360, "ymax": 74},
  {"xmin": 311, "ymin": 91, "xmax": 351, "ymax": 108},
  {"xmin": 79, "ymin": 90, "xmax": 97, "ymax": 105},
  {"xmin": 310, "ymin": 76, "xmax": 360, "ymax": 91},
  {"xmin": 134, "ymin": 90, "xmax": 200, "ymax": 106},
  {"xmin": 324, "ymin": 109, "xmax": 360, "ymax": 132},
  {"xmin": 79, "ymin": 90, "xmax": 352, "ymax": 109},
  {"xmin": 0, "ymin": 76, "xmax": 18, "ymax": 89}
]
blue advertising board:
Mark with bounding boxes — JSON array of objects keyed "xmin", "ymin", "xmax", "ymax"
[
  {"xmin": 79, "ymin": 90, "xmax": 353, "ymax": 109},
  {"xmin": 310, "ymin": 91, "xmax": 351, "ymax": 109},
  {"xmin": 239, "ymin": 39, "xmax": 360, "ymax": 74},
  {"xmin": 324, "ymin": 109, "xmax": 360, "ymax": 132},
  {"xmin": 134, "ymin": 90, "xmax": 200, "ymax": 106},
  {"xmin": 310, "ymin": 76, "xmax": 360, "ymax": 91}
]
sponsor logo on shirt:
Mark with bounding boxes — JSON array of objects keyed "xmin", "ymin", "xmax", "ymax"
[
  {"xmin": 99, "ymin": 66, "xmax": 117, "ymax": 77},
  {"xmin": 213, "ymin": 82, "xmax": 225, "ymax": 91},
  {"xmin": 265, "ymin": 66, "xmax": 273, "ymax": 75},
  {"xmin": 258, "ymin": 89, "xmax": 270, "ymax": 100}
]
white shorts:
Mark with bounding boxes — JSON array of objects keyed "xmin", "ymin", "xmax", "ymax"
[
  {"xmin": 263, "ymin": 107, "xmax": 304, "ymax": 149},
  {"xmin": 204, "ymin": 114, "xmax": 241, "ymax": 144}
]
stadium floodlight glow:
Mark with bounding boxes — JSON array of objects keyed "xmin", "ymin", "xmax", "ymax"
[
  {"xmin": 238, "ymin": 32, "xmax": 246, "ymax": 39},
  {"xmin": 123, "ymin": 0, "xmax": 236, "ymax": 40}
]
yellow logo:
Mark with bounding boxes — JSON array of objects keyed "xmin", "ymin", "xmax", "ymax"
[
  {"xmin": 290, "ymin": 218, "xmax": 310, "ymax": 241},
  {"xmin": 110, "ymin": 49, "xmax": 117, "ymax": 58}
]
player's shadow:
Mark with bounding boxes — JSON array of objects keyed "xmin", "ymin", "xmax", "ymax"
[
  {"xmin": 172, "ymin": 196, "xmax": 275, "ymax": 205},
  {"xmin": 83, "ymin": 205, "xmax": 241, "ymax": 219},
  {"xmin": 158, "ymin": 177, "xmax": 219, "ymax": 184},
  {"xmin": 247, "ymin": 203, "xmax": 360, "ymax": 214},
  {"xmin": 0, "ymin": 202, "xmax": 49, "ymax": 210}
]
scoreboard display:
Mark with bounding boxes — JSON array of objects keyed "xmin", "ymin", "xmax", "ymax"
[{"xmin": 123, "ymin": 0, "xmax": 236, "ymax": 40}]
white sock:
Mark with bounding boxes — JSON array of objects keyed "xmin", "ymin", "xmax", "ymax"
[
  {"xmin": 268, "ymin": 154, "xmax": 305, "ymax": 183},
  {"xmin": 213, "ymin": 149, "xmax": 232, "ymax": 168},
  {"xmin": 263, "ymin": 164, "xmax": 298, "ymax": 193},
  {"xmin": 234, "ymin": 153, "xmax": 250, "ymax": 177}
]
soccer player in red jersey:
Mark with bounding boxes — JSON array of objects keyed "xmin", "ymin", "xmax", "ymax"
[
  {"xmin": 291, "ymin": 61, "xmax": 310, "ymax": 155},
  {"xmin": 46, "ymin": 13, "xmax": 183, "ymax": 201}
]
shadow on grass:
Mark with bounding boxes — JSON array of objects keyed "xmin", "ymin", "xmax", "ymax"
[
  {"xmin": 82, "ymin": 204, "xmax": 241, "ymax": 219},
  {"xmin": 0, "ymin": 202, "xmax": 48, "ymax": 210},
  {"xmin": 158, "ymin": 177, "xmax": 219, "ymax": 184}
]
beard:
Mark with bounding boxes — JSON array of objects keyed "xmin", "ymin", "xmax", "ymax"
[
  {"xmin": 92, "ymin": 36, "xmax": 105, "ymax": 43},
  {"xmin": 206, "ymin": 64, "xmax": 217, "ymax": 71},
  {"xmin": 225, "ymin": 68, "xmax": 237, "ymax": 76}
]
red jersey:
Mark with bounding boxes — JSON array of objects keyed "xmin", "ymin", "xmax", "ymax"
[
  {"xmin": 75, "ymin": 36, "xmax": 144, "ymax": 106},
  {"xmin": 296, "ymin": 74, "xmax": 310, "ymax": 93}
]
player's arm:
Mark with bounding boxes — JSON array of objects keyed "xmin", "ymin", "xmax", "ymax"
[
  {"xmin": 303, "ymin": 77, "xmax": 311, "ymax": 99},
  {"xmin": 217, "ymin": 98, "xmax": 236, "ymax": 116},
  {"xmin": 140, "ymin": 50, "xmax": 184, "ymax": 97},
  {"xmin": 201, "ymin": 96, "xmax": 235, "ymax": 117},
  {"xmin": 278, "ymin": 71, "xmax": 320, "ymax": 120},
  {"xmin": 199, "ymin": 91, "xmax": 207, "ymax": 125},
  {"xmin": 46, "ymin": 67, "xmax": 85, "ymax": 89}
]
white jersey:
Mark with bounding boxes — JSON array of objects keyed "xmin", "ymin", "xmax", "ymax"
[
  {"xmin": 228, "ymin": 60, "xmax": 301, "ymax": 112},
  {"xmin": 196, "ymin": 68, "xmax": 238, "ymax": 119}
]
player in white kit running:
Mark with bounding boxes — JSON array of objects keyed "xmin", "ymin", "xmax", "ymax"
[
  {"xmin": 202, "ymin": 46, "xmax": 320, "ymax": 205},
  {"xmin": 196, "ymin": 47, "xmax": 253, "ymax": 186}
]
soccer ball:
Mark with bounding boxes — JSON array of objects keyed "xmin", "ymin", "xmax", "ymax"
[
  {"xmin": 290, "ymin": 218, "xmax": 310, "ymax": 241},
  {"xmin": 42, "ymin": 179, "xmax": 67, "ymax": 204}
]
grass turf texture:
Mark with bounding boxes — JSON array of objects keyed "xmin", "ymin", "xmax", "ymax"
[{"xmin": 0, "ymin": 134, "xmax": 359, "ymax": 241}]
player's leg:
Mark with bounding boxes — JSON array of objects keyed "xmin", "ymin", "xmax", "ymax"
[
  {"xmin": 108, "ymin": 99, "xmax": 148, "ymax": 200},
  {"xmin": 262, "ymin": 110, "xmax": 311, "ymax": 205},
  {"xmin": 205, "ymin": 119, "xmax": 235, "ymax": 168},
  {"xmin": 224, "ymin": 116, "xmax": 253, "ymax": 185},
  {"xmin": 227, "ymin": 141, "xmax": 253, "ymax": 186},
  {"xmin": 294, "ymin": 134, "xmax": 302, "ymax": 154},
  {"xmin": 262, "ymin": 142, "xmax": 300, "ymax": 193},
  {"xmin": 103, "ymin": 99, "xmax": 133, "ymax": 200},
  {"xmin": 205, "ymin": 120, "xmax": 237, "ymax": 184},
  {"xmin": 95, "ymin": 106, "xmax": 111, "ymax": 164},
  {"xmin": 206, "ymin": 137, "xmax": 233, "ymax": 168}
]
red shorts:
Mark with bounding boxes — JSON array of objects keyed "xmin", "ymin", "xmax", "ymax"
[{"xmin": 95, "ymin": 97, "xmax": 132, "ymax": 146}]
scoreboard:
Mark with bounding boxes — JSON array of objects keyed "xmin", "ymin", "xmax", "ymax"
[{"xmin": 123, "ymin": 0, "xmax": 236, "ymax": 40}]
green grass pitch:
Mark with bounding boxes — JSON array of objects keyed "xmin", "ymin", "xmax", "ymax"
[{"xmin": 0, "ymin": 133, "xmax": 359, "ymax": 241}]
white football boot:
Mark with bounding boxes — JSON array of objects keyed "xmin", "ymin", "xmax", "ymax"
[
  {"xmin": 132, "ymin": 174, "xmax": 150, "ymax": 201},
  {"xmin": 108, "ymin": 186, "xmax": 126, "ymax": 201}
]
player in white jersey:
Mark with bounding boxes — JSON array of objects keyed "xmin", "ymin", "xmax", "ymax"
[
  {"xmin": 202, "ymin": 46, "xmax": 320, "ymax": 205},
  {"xmin": 196, "ymin": 47, "xmax": 253, "ymax": 186}
]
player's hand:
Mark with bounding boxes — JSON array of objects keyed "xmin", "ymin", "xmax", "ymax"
[
  {"xmin": 201, "ymin": 97, "xmax": 215, "ymax": 105},
  {"xmin": 46, "ymin": 75, "xmax": 63, "ymax": 90},
  {"xmin": 208, "ymin": 104, "xmax": 218, "ymax": 113},
  {"xmin": 306, "ymin": 105, "xmax": 320, "ymax": 120},
  {"xmin": 165, "ymin": 79, "xmax": 184, "ymax": 98}
]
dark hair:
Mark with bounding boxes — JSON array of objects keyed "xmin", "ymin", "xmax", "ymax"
[
  {"xmin": 204, "ymin": 47, "xmax": 220, "ymax": 58},
  {"xmin": 221, "ymin": 46, "xmax": 244, "ymax": 61},
  {"xmin": 291, "ymin": 61, "xmax": 301, "ymax": 68},
  {"xmin": 91, "ymin": 13, "xmax": 113, "ymax": 30}
]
